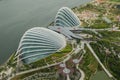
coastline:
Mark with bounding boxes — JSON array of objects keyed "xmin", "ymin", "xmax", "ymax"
[{"xmin": 0, "ymin": 0, "xmax": 92, "ymax": 65}]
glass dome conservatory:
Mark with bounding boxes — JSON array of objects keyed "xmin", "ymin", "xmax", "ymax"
[
  {"xmin": 54, "ymin": 7, "xmax": 80, "ymax": 27},
  {"xmin": 16, "ymin": 27, "xmax": 66, "ymax": 64}
]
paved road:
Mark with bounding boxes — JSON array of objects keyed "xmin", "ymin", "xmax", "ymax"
[
  {"xmin": 75, "ymin": 41, "xmax": 85, "ymax": 80},
  {"xmin": 78, "ymin": 27, "xmax": 119, "ymax": 31},
  {"xmin": 9, "ymin": 62, "xmax": 61, "ymax": 80},
  {"xmin": 86, "ymin": 42, "xmax": 113, "ymax": 78},
  {"xmin": 9, "ymin": 45, "xmax": 75, "ymax": 80},
  {"xmin": 67, "ymin": 74, "xmax": 71, "ymax": 80},
  {"xmin": 9, "ymin": 38, "xmax": 117, "ymax": 80}
]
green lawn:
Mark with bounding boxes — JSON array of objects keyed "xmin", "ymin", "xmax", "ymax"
[
  {"xmin": 79, "ymin": 45, "xmax": 98, "ymax": 80},
  {"xmin": 90, "ymin": 71, "xmax": 112, "ymax": 80},
  {"xmin": 46, "ymin": 43, "xmax": 72, "ymax": 60},
  {"xmin": 28, "ymin": 43, "xmax": 72, "ymax": 68},
  {"xmin": 90, "ymin": 40, "xmax": 120, "ymax": 80}
]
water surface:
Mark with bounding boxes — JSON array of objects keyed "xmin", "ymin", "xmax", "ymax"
[{"xmin": 0, "ymin": 0, "xmax": 91, "ymax": 65}]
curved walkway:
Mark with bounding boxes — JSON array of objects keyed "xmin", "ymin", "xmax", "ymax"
[
  {"xmin": 9, "ymin": 45, "xmax": 75, "ymax": 80},
  {"xmin": 76, "ymin": 64, "xmax": 85, "ymax": 80}
]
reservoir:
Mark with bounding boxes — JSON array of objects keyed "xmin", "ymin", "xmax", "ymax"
[{"xmin": 0, "ymin": 0, "xmax": 91, "ymax": 65}]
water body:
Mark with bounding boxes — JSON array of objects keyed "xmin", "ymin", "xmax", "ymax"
[{"xmin": 0, "ymin": 0, "xmax": 91, "ymax": 65}]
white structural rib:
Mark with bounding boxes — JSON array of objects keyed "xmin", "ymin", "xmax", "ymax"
[
  {"xmin": 54, "ymin": 7, "xmax": 80, "ymax": 27},
  {"xmin": 15, "ymin": 27, "xmax": 66, "ymax": 64}
]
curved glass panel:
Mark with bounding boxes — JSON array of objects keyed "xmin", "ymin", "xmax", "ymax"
[
  {"xmin": 54, "ymin": 7, "xmax": 80, "ymax": 27},
  {"xmin": 17, "ymin": 27, "xmax": 66, "ymax": 64}
]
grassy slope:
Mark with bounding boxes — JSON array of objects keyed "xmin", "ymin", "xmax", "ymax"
[{"xmin": 79, "ymin": 45, "xmax": 98, "ymax": 80}]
